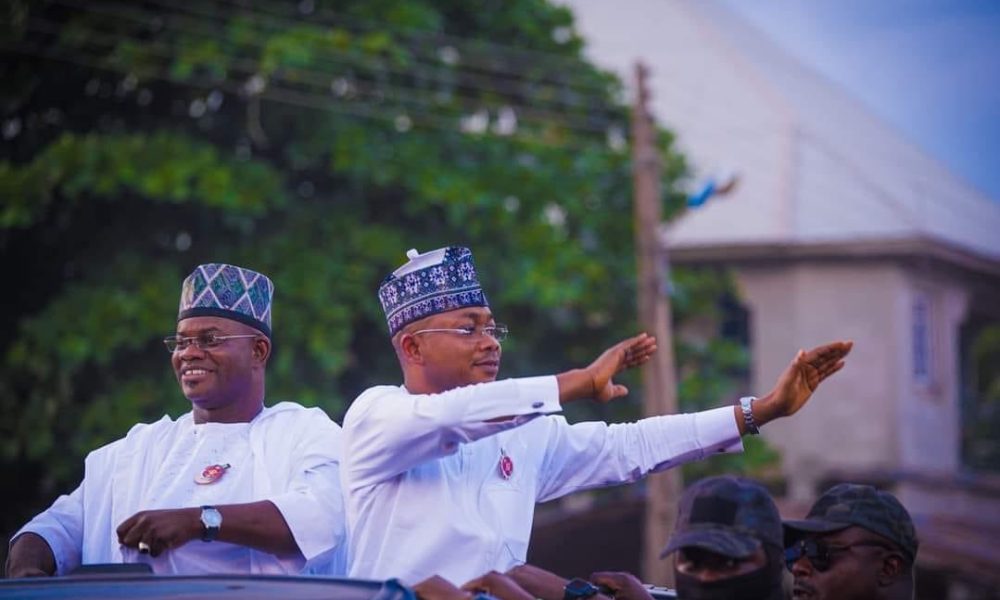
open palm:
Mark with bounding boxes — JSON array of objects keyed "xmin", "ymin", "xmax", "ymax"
[
  {"xmin": 589, "ymin": 333, "xmax": 658, "ymax": 403},
  {"xmin": 767, "ymin": 341, "xmax": 853, "ymax": 418}
]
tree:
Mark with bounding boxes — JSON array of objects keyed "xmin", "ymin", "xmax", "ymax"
[{"xmin": 0, "ymin": 0, "xmax": 771, "ymax": 552}]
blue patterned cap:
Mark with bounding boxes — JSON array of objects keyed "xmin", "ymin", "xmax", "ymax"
[
  {"xmin": 378, "ymin": 247, "xmax": 489, "ymax": 336},
  {"xmin": 179, "ymin": 263, "xmax": 274, "ymax": 337},
  {"xmin": 661, "ymin": 476, "xmax": 783, "ymax": 559}
]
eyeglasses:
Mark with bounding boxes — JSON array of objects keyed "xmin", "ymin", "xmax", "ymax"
[
  {"xmin": 784, "ymin": 538, "xmax": 892, "ymax": 572},
  {"xmin": 164, "ymin": 333, "xmax": 259, "ymax": 353},
  {"xmin": 410, "ymin": 324, "xmax": 509, "ymax": 342}
]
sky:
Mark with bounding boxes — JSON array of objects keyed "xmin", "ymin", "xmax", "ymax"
[{"xmin": 716, "ymin": 0, "xmax": 1000, "ymax": 202}]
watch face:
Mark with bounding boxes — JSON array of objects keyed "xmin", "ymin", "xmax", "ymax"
[
  {"xmin": 201, "ymin": 508, "xmax": 222, "ymax": 528},
  {"xmin": 566, "ymin": 579, "xmax": 597, "ymax": 598}
]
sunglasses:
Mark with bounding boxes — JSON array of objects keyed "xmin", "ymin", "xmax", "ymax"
[{"xmin": 784, "ymin": 538, "xmax": 891, "ymax": 572}]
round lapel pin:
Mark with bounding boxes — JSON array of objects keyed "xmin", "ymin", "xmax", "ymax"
[
  {"xmin": 195, "ymin": 463, "xmax": 231, "ymax": 485},
  {"xmin": 498, "ymin": 449, "xmax": 514, "ymax": 480}
]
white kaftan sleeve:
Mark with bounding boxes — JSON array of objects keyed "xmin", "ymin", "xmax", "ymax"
[
  {"xmin": 536, "ymin": 406, "xmax": 743, "ymax": 503},
  {"xmin": 12, "ymin": 483, "xmax": 85, "ymax": 575},
  {"xmin": 344, "ymin": 377, "xmax": 560, "ymax": 488},
  {"xmin": 259, "ymin": 407, "xmax": 346, "ymax": 568}
]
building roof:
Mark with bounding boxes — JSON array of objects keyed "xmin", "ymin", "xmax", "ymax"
[{"xmin": 564, "ymin": 0, "xmax": 1000, "ymax": 265}]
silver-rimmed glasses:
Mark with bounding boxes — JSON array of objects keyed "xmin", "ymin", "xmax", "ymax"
[
  {"xmin": 410, "ymin": 324, "xmax": 509, "ymax": 342},
  {"xmin": 164, "ymin": 333, "xmax": 259, "ymax": 353}
]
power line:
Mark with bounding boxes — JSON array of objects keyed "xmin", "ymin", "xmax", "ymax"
[
  {"xmin": 11, "ymin": 15, "xmax": 623, "ymax": 139},
  {"xmin": 34, "ymin": 0, "xmax": 623, "ymax": 124},
  {"xmin": 3, "ymin": 37, "xmax": 623, "ymax": 152},
  {"xmin": 207, "ymin": 0, "xmax": 604, "ymax": 83},
  {"xmin": 48, "ymin": 0, "xmax": 616, "ymax": 97}
]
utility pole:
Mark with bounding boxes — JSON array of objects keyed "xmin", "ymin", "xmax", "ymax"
[{"xmin": 631, "ymin": 61, "xmax": 682, "ymax": 587}]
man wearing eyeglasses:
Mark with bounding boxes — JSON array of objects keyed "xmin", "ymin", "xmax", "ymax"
[
  {"xmin": 341, "ymin": 246, "xmax": 853, "ymax": 585},
  {"xmin": 6, "ymin": 264, "xmax": 347, "ymax": 577},
  {"xmin": 783, "ymin": 483, "xmax": 918, "ymax": 600}
]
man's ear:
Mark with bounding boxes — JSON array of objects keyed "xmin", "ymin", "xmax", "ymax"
[
  {"xmin": 876, "ymin": 553, "xmax": 904, "ymax": 586},
  {"xmin": 252, "ymin": 336, "xmax": 272, "ymax": 364},
  {"xmin": 399, "ymin": 333, "xmax": 424, "ymax": 365}
]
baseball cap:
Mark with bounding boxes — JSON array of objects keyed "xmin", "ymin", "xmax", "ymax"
[
  {"xmin": 661, "ymin": 476, "xmax": 783, "ymax": 559},
  {"xmin": 783, "ymin": 483, "xmax": 918, "ymax": 562}
]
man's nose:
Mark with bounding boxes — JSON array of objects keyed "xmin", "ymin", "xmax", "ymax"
[
  {"xmin": 478, "ymin": 332, "xmax": 501, "ymax": 351},
  {"xmin": 790, "ymin": 554, "xmax": 813, "ymax": 578},
  {"xmin": 177, "ymin": 342, "xmax": 207, "ymax": 359}
]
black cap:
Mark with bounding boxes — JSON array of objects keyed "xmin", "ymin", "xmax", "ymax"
[
  {"xmin": 661, "ymin": 476, "xmax": 783, "ymax": 559},
  {"xmin": 783, "ymin": 483, "xmax": 918, "ymax": 562}
]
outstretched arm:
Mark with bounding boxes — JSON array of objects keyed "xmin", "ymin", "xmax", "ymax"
[
  {"xmin": 737, "ymin": 340, "xmax": 853, "ymax": 434},
  {"xmin": 345, "ymin": 333, "xmax": 657, "ymax": 487}
]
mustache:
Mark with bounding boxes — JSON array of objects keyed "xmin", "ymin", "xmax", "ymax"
[{"xmin": 793, "ymin": 581, "xmax": 817, "ymax": 597}]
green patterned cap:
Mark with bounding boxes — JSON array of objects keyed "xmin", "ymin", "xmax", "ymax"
[
  {"xmin": 661, "ymin": 476, "xmax": 783, "ymax": 559},
  {"xmin": 179, "ymin": 263, "xmax": 273, "ymax": 337},
  {"xmin": 783, "ymin": 484, "xmax": 918, "ymax": 562}
]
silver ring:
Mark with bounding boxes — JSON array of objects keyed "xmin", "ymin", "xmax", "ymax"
[{"xmin": 138, "ymin": 541, "xmax": 151, "ymax": 554}]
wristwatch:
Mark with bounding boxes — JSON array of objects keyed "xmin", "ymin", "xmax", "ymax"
[
  {"xmin": 200, "ymin": 505, "xmax": 222, "ymax": 542},
  {"xmin": 739, "ymin": 396, "xmax": 760, "ymax": 435},
  {"xmin": 564, "ymin": 578, "xmax": 600, "ymax": 600}
]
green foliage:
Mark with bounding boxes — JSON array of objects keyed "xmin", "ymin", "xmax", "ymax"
[
  {"xmin": 962, "ymin": 321, "xmax": 1000, "ymax": 471},
  {"xmin": 0, "ymin": 0, "xmax": 774, "ymax": 542},
  {"xmin": 0, "ymin": 132, "xmax": 287, "ymax": 227}
]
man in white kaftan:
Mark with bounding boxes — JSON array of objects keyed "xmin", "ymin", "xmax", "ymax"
[
  {"xmin": 342, "ymin": 246, "xmax": 853, "ymax": 585},
  {"xmin": 345, "ymin": 378, "xmax": 739, "ymax": 584},
  {"xmin": 7, "ymin": 264, "xmax": 347, "ymax": 577}
]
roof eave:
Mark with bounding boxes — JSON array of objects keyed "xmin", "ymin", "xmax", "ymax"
[{"xmin": 664, "ymin": 237, "xmax": 1000, "ymax": 279}]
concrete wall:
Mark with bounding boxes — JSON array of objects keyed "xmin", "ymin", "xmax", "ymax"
[
  {"xmin": 734, "ymin": 259, "xmax": 977, "ymax": 501},
  {"xmin": 735, "ymin": 261, "xmax": 905, "ymax": 500}
]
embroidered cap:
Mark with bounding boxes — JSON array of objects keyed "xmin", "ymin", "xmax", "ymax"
[
  {"xmin": 179, "ymin": 263, "xmax": 274, "ymax": 337},
  {"xmin": 378, "ymin": 247, "xmax": 489, "ymax": 336}
]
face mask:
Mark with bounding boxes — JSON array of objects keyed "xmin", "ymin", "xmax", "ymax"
[{"xmin": 675, "ymin": 561, "xmax": 784, "ymax": 600}]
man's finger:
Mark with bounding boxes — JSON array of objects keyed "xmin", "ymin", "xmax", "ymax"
[
  {"xmin": 623, "ymin": 353, "xmax": 650, "ymax": 369},
  {"xmin": 120, "ymin": 522, "xmax": 147, "ymax": 549},
  {"xmin": 631, "ymin": 355, "xmax": 651, "ymax": 368},
  {"xmin": 121, "ymin": 529, "xmax": 143, "ymax": 549},
  {"xmin": 805, "ymin": 340, "xmax": 853, "ymax": 362},
  {"xmin": 116, "ymin": 515, "xmax": 137, "ymax": 543},
  {"xmin": 817, "ymin": 360, "xmax": 846, "ymax": 382},
  {"xmin": 148, "ymin": 538, "xmax": 166, "ymax": 558},
  {"xmin": 631, "ymin": 341, "xmax": 657, "ymax": 359},
  {"xmin": 621, "ymin": 341, "xmax": 657, "ymax": 371},
  {"xmin": 589, "ymin": 572, "xmax": 628, "ymax": 589},
  {"xmin": 621, "ymin": 332, "xmax": 653, "ymax": 351}
]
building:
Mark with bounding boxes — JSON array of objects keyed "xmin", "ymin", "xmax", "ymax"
[{"xmin": 560, "ymin": 1, "xmax": 1000, "ymax": 596}]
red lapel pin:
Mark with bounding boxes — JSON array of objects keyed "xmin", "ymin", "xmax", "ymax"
[
  {"xmin": 195, "ymin": 463, "xmax": 231, "ymax": 485},
  {"xmin": 498, "ymin": 449, "xmax": 514, "ymax": 480}
]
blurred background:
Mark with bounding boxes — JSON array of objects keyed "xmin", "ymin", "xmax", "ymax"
[{"xmin": 2, "ymin": 1, "xmax": 998, "ymax": 598}]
